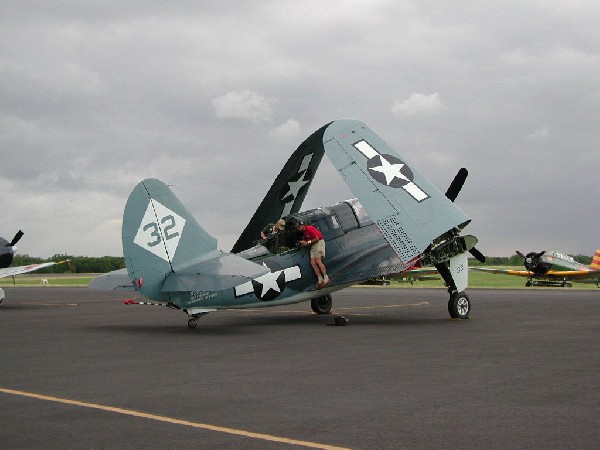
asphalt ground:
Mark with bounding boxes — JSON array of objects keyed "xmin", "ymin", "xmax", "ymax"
[{"xmin": 1, "ymin": 286, "xmax": 599, "ymax": 449}]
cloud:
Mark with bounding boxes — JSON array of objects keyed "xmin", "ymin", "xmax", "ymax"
[
  {"xmin": 526, "ymin": 126, "xmax": 551, "ymax": 141},
  {"xmin": 269, "ymin": 119, "xmax": 301, "ymax": 140},
  {"xmin": 391, "ymin": 92, "xmax": 444, "ymax": 118},
  {"xmin": 2, "ymin": 2, "xmax": 600, "ymax": 258},
  {"xmin": 211, "ymin": 90, "xmax": 274, "ymax": 124}
]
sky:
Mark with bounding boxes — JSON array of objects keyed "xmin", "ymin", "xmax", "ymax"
[{"xmin": 1, "ymin": 1, "xmax": 599, "ymax": 259}]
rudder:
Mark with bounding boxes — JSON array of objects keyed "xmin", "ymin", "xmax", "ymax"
[
  {"xmin": 591, "ymin": 249, "xmax": 600, "ymax": 270},
  {"xmin": 122, "ymin": 178, "xmax": 219, "ymax": 301}
]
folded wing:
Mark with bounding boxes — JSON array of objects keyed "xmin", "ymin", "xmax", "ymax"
[{"xmin": 322, "ymin": 119, "xmax": 471, "ymax": 265}]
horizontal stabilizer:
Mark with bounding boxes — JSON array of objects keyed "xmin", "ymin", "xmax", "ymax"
[
  {"xmin": 89, "ymin": 268, "xmax": 136, "ymax": 291},
  {"xmin": 162, "ymin": 252, "xmax": 270, "ymax": 292}
]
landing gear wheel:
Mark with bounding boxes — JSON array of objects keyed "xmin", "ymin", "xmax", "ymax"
[
  {"xmin": 188, "ymin": 318, "xmax": 198, "ymax": 329},
  {"xmin": 448, "ymin": 291, "xmax": 470, "ymax": 319},
  {"xmin": 311, "ymin": 294, "xmax": 332, "ymax": 314}
]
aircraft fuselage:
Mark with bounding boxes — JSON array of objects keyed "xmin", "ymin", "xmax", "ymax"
[{"xmin": 164, "ymin": 199, "xmax": 412, "ymax": 312}]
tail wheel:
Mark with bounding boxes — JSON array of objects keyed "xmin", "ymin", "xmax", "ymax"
[
  {"xmin": 311, "ymin": 294, "xmax": 332, "ymax": 314},
  {"xmin": 448, "ymin": 291, "xmax": 470, "ymax": 319}
]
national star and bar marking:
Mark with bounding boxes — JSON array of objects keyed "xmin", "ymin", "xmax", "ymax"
[
  {"xmin": 280, "ymin": 153, "xmax": 314, "ymax": 216},
  {"xmin": 235, "ymin": 265, "xmax": 302, "ymax": 300},
  {"xmin": 353, "ymin": 139, "xmax": 429, "ymax": 202}
]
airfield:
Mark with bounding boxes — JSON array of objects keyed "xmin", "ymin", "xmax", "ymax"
[{"xmin": 1, "ymin": 285, "xmax": 599, "ymax": 449}]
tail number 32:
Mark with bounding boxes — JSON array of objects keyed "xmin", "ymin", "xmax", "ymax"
[{"xmin": 143, "ymin": 215, "xmax": 179, "ymax": 247}]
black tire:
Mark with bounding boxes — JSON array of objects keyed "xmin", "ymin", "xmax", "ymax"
[
  {"xmin": 448, "ymin": 291, "xmax": 470, "ymax": 319},
  {"xmin": 311, "ymin": 294, "xmax": 332, "ymax": 314},
  {"xmin": 188, "ymin": 318, "xmax": 198, "ymax": 329}
]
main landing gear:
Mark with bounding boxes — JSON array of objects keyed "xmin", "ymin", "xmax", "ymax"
[
  {"xmin": 311, "ymin": 294, "xmax": 332, "ymax": 314},
  {"xmin": 448, "ymin": 291, "xmax": 471, "ymax": 319}
]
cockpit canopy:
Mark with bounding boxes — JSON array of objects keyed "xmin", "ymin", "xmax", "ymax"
[
  {"xmin": 238, "ymin": 198, "xmax": 374, "ymax": 259},
  {"xmin": 287, "ymin": 198, "xmax": 373, "ymax": 241}
]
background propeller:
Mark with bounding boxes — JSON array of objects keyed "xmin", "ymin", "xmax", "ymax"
[
  {"xmin": 9, "ymin": 230, "xmax": 24, "ymax": 247},
  {"xmin": 0, "ymin": 230, "xmax": 23, "ymax": 267},
  {"xmin": 516, "ymin": 250, "xmax": 546, "ymax": 274}
]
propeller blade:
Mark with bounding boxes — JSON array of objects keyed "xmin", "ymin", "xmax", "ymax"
[
  {"xmin": 516, "ymin": 250, "xmax": 525, "ymax": 258},
  {"xmin": 445, "ymin": 168, "xmax": 468, "ymax": 202},
  {"xmin": 9, "ymin": 230, "xmax": 24, "ymax": 247},
  {"xmin": 469, "ymin": 247, "xmax": 486, "ymax": 263}
]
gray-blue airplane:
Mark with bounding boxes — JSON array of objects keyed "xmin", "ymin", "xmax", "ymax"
[{"xmin": 91, "ymin": 119, "xmax": 483, "ymax": 328}]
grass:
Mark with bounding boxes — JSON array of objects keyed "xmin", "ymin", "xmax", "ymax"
[
  {"xmin": 389, "ymin": 266, "xmax": 600, "ymax": 289},
  {"xmin": 0, "ymin": 274, "xmax": 95, "ymax": 287},
  {"xmin": 2, "ymin": 267, "xmax": 598, "ymax": 290}
]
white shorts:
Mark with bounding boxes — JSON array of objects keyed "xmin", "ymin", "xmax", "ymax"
[{"xmin": 310, "ymin": 239, "xmax": 325, "ymax": 258}]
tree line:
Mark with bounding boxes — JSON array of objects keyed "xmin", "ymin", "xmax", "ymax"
[
  {"xmin": 11, "ymin": 254, "xmax": 125, "ymax": 273},
  {"xmin": 11, "ymin": 252, "xmax": 594, "ymax": 273}
]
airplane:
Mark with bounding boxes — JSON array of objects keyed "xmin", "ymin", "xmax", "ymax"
[
  {"xmin": 0, "ymin": 230, "xmax": 69, "ymax": 303},
  {"xmin": 91, "ymin": 119, "xmax": 484, "ymax": 328},
  {"xmin": 470, "ymin": 249, "xmax": 600, "ymax": 287}
]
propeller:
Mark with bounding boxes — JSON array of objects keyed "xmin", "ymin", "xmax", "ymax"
[
  {"xmin": 469, "ymin": 246, "xmax": 486, "ymax": 263},
  {"xmin": 9, "ymin": 230, "xmax": 24, "ymax": 247},
  {"xmin": 0, "ymin": 230, "xmax": 23, "ymax": 267},
  {"xmin": 445, "ymin": 168, "xmax": 468, "ymax": 202},
  {"xmin": 516, "ymin": 250, "xmax": 547, "ymax": 274},
  {"xmin": 444, "ymin": 169, "xmax": 486, "ymax": 263}
]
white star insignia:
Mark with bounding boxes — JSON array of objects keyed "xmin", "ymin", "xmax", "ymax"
[
  {"xmin": 370, "ymin": 156, "xmax": 409, "ymax": 185},
  {"xmin": 256, "ymin": 270, "xmax": 283, "ymax": 297},
  {"xmin": 281, "ymin": 177, "xmax": 309, "ymax": 201}
]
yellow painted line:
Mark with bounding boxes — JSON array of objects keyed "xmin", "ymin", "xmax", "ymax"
[
  {"xmin": 0, "ymin": 388, "xmax": 350, "ymax": 450},
  {"xmin": 334, "ymin": 302, "xmax": 429, "ymax": 311}
]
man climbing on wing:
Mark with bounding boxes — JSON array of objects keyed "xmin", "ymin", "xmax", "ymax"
[{"xmin": 297, "ymin": 221, "xmax": 330, "ymax": 289}]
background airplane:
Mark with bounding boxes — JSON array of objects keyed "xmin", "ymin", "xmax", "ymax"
[
  {"xmin": 97, "ymin": 119, "xmax": 483, "ymax": 328},
  {"xmin": 0, "ymin": 230, "xmax": 69, "ymax": 303},
  {"xmin": 471, "ymin": 249, "xmax": 600, "ymax": 287}
]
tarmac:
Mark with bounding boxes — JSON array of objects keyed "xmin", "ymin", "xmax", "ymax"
[{"xmin": 1, "ymin": 286, "xmax": 599, "ymax": 449}]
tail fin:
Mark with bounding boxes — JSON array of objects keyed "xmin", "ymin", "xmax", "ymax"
[
  {"xmin": 591, "ymin": 249, "xmax": 600, "ymax": 270},
  {"xmin": 122, "ymin": 179, "xmax": 219, "ymax": 301}
]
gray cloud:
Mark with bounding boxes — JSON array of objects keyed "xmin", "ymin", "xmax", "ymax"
[{"xmin": 1, "ymin": 1, "xmax": 599, "ymax": 258}]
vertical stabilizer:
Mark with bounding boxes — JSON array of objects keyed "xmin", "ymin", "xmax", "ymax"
[
  {"xmin": 591, "ymin": 249, "xmax": 600, "ymax": 270},
  {"xmin": 122, "ymin": 179, "xmax": 219, "ymax": 301}
]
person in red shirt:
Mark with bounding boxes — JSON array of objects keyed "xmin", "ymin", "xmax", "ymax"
[{"xmin": 297, "ymin": 222, "xmax": 330, "ymax": 289}]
